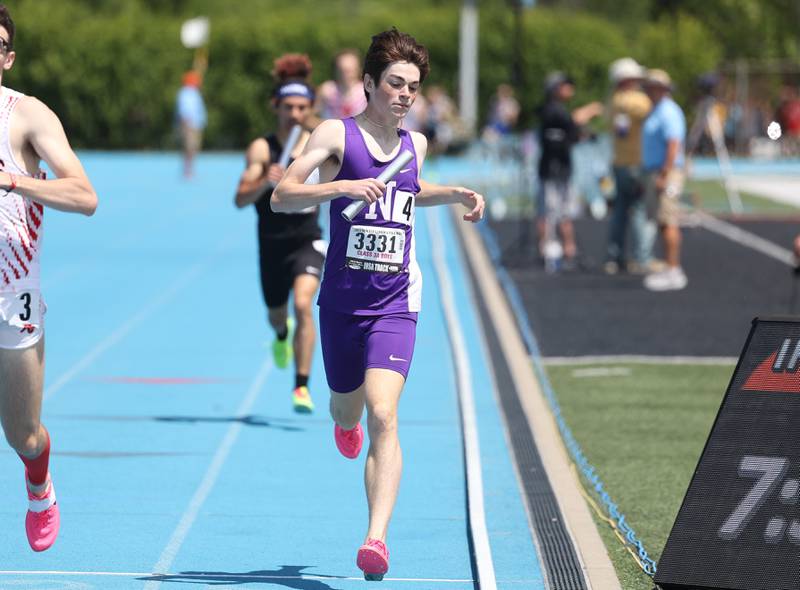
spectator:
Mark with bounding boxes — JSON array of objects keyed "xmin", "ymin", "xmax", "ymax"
[
  {"xmin": 604, "ymin": 58, "xmax": 655, "ymax": 275},
  {"xmin": 484, "ymin": 83, "xmax": 520, "ymax": 138},
  {"xmin": 776, "ymin": 84, "xmax": 800, "ymax": 155},
  {"xmin": 641, "ymin": 69, "xmax": 688, "ymax": 291},
  {"xmin": 424, "ymin": 85, "xmax": 461, "ymax": 153},
  {"xmin": 316, "ymin": 48, "xmax": 367, "ymax": 120},
  {"xmin": 536, "ymin": 71, "xmax": 603, "ymax": 267},
  {"xmin": 175, "ymin": 70, "xmax": 207, "ymax": 179},
  {"xmin": 402, "ymin": 90, "xmax": 428, "ymax": 133},
  {"xmin": 686, "ymin": 72, "xmax": 724, "ymax": 157}
]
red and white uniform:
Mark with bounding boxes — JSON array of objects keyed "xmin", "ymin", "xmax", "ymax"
[
  {"xmin": 0, "ymin": 88, "xmax": 43, "ymax": 292},
  {"xmin": 0, "ymin": 87, "xmax": 45, "ymax": 349}
]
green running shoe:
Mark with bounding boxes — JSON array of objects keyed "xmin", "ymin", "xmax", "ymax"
[
  {"xmin": 272, "ymin": 317, "xmax": 294, "ymax": 369},
  {"xmin": 292, "ymin": 386, "xmax": 314, "ymax": 414}
]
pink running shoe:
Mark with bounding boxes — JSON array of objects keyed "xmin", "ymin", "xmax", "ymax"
[
  {"xmin": 357, "ymin": 538, "xmax": 389, "ymax": 581},
  {"xmin": 25, "ymin": 473, "xmax": 60, "ymax": 552},
  {"xmin": 334, "ymin": 423, "xmax": 363, "ymax": 459}
]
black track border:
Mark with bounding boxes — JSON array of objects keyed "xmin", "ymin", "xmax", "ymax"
[{"xmin": 453, "ymin": 216, "xmax": 589, "ymax": 590}]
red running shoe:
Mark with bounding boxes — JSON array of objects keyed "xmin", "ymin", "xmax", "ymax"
[
  {"xmin": 25, "ymin": 473, "xmax": 60, "ymax": 552},
  {"xmin": 357, "ymin": 538, "xmax": 389, "ymax": 581},
  {"xmin": 334, "ymin": 423, "xmax": 363, "ymax": 459}
]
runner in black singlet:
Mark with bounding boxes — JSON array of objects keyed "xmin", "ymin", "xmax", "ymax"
[{"xmin": 234, "ymin": 53, "xmax": 324, "ymax": 413}]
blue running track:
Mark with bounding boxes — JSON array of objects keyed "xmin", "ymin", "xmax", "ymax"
[{"xmin": 0, "ymin": 153, "xmax": 544, "ymax": 589}]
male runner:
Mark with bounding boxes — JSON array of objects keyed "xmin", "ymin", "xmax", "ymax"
[
  {"xmin": 273, "ymin": 29, "xmax": 484, "ymax": 580},
  {"xmin": 235, "ymin": 54, "xmax": 324, "ymax": 413},
  {"xmin": 0, "ymin": 4, "xmax": 98, "ymax": 552}
]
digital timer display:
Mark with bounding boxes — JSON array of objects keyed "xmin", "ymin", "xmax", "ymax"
[{"xmin": 656, "ymin": 318, "xmax": 800, "ymax": 590}]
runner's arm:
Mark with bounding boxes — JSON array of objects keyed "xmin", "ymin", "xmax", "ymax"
[
  {"xmin": 417, "ymin": 179, "xmax": 485, "ymax": 222},
  {"xmin": 272, "ymin": 119, "xmax": 385, "ymax": 212},
  {"xmin": 3, "ymin": 98, "xmax": 97, "ymax": 216},
  {"xmin": 411, "ymin": 132, "xmax": 484, "ymax": 222},
  {"xmin": 234, "ymin": 138, "xmax": 273, "ymax": 208}
]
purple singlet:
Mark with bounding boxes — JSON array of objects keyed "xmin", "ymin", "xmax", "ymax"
[{"xmin": 317, "ymin": 117, "xmax": 421, "ymax": 315}]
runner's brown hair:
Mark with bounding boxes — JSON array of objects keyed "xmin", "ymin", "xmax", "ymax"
[
  {"xmin": 363, "ymin": 28, "xmax": 429, "ymax": 99},
  {"xmin": 0, "ymin": 4, "xmax": 15, "ymax": 49}
]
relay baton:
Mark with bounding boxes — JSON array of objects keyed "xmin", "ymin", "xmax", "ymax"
[
  {"xmin": 277, "ymin": 124, "xmax": 303, "ymax": 168},
  {"xmin": 341, "ymin": 149, "xmax": 414, "ymax": 222},
  {"xmin": 267, "ymin": 124, "xmax": 303, "ymax": 189}
]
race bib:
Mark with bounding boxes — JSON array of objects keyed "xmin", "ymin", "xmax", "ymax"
[
  {"xmin": 346, "ymin": 225, "xmax": 405, "ymax": 273},
  {"xmin": 0, "ymin": 290, "xmax": 43, "ymax": 332}
]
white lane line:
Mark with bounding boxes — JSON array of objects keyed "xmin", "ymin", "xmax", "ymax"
[
  {"xmin": 0, "ymin": 570, "xmax": 475, "ymax": 583},
  {"xmin": 571, "ymin": 367, "xmax": 632, "ymax": 378},
  {"xmin": 543, "ymin": 355, "xmax": 737, "ymax": 366},
  {"xmin": 429, "ymin": 208, "xmax": 498, "ymax": 590},
  {"xmin": 44, "ymin": 240, "xmax": 230, "ymax": 401},
  {"xmin": 694, "ymin": 210, "xmax": 795, "ymax": 266},
  {"xmin": 142, "ymin": 358, "xmax": 273, "ymax": 589}
]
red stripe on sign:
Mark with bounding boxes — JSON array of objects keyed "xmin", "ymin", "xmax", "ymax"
[
  {"xmin": 743, "ymin": 351, "xmax": 800, "ymax": 393},
  {"xmin": 86, "ymin": 376, "xmax": 241, "ymax": 385}
]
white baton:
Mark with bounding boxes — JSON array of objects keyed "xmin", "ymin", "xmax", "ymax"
[
  {"xmin": 267, "ymin": 124, "xmax": 303, "ymax": 189},
  {"xmin": 277, "ymin": 124, "xmax": 303, "ymax": 169},
  {"xmin": 341, "ymin": 149, "xmax": 414, "ymax": 222}
]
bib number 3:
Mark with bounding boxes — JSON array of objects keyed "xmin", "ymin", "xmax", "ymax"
[
  {"xmin": 5, "ymin": 291, "xmax": 42, "ymax": 333},
  {"xmin": 19, "ymin": 293, "xmax": 32, "ymax": 322}
]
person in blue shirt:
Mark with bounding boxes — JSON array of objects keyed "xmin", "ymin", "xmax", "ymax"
[
  {"xmin": 641, "ymin": 69, "xmax": 688, "ymax": 291},
  {"xmin": 176, "ymin": 70, "xmax": 207, "ymax": 179}
]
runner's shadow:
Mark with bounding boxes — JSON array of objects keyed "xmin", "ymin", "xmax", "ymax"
[
  {"xmin": 141, "ymin": 565, "xmax": 344, "ymax": 589},
  {"xmin": 154, "ymin": 415, "xmax": 304, "ymax": 432}
]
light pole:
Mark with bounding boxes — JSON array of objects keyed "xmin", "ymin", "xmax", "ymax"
[{"xmin": 459, "ymin": 0, "xmax": 479, "ymax": 135}]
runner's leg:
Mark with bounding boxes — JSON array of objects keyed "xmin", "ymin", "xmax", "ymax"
[
  {"xmin": 0, "ymin": 338, "xmax": 48, "ymax": 482},
  {"xmin": 330, "ymin": 384, "xmax": 366, "ymax": 430},
  {"xmin": 0, "ymin": 336, "xmax": 60, "ymax": 551},
  {"xmin": 363, "ymin": 367, "xmax": 404, "ymax": 542},
  {"xmin": 291, "ymin": 274, "xmax": 319, "ymax": 381},
  {"xmin": 268, "ymin": 304, "xmax": 289, "ymax": 337}
]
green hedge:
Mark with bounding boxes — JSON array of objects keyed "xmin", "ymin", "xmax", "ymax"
[{"xmin": 5, "ymin": 2, "xmax": 721, "ymax": 149}]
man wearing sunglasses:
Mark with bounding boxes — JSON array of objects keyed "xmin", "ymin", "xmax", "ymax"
[{"xmin": 0, "ymin": 4, "xmax": 97, "ymax": 552}]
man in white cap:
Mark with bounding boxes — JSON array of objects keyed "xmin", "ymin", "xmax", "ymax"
[
  {"xmin": 641, "ymin": 68, "xmax": 688, "ymax": 291},
  {"xmin": 604, "ymin": 58, "xmax": 655, "ymax": 275}
]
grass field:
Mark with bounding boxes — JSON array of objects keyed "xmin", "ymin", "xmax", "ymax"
[
  {"xmin": 545, "ymin": 361, "xmax": 738, "ymax": 590},
  {"xmin": 480, "ymin": 177, "xmax": 799, "ymax": 223},
  {"xmin": 685, "ymin": 179, "xmax": 799, "ymax": 215}
]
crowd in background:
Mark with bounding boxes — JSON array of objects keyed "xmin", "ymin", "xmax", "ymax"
[{"xmin": 173, "ymin": 46, "xmax": 800, "ymax": 293}]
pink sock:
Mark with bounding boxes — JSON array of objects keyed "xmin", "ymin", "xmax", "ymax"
[{"xmin": 19, "ymin": 428, "xmax": 50, "ymax": 486}]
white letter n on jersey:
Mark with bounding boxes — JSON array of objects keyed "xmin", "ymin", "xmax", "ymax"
[{"xmin": 365, "ymin": 181, "xmax": 414, "ymax": 226}]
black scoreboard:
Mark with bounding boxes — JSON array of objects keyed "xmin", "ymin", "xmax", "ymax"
[{"xmin": 656, "ymin": 318, "xmax": 800, "ymax": 590}]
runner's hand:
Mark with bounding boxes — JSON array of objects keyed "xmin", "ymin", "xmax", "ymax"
[
  {"xmin": 266, "ymin": 164, "xmax": 285, "ymax": 185},
  {"xmin": 456, "ymin": 187, "xmax": 485, "ymax": 222},
  {"xmin": 340, "ymin": 179, "xmax": 386, "ymax": 204}
]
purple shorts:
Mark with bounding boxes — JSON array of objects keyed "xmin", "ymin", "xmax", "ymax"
[{"xmin": 319, "ymin": 307, "xmax": 418, "ymax": 393}]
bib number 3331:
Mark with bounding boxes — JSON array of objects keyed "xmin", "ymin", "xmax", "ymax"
[{"xmin": 346, "ymin": 225, "xmax": 405, "ymax": 273}]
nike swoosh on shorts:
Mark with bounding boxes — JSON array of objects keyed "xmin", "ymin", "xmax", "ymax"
[{"xmin": 389, "ymin": 354, "xmax": 408, "ymax": 362}]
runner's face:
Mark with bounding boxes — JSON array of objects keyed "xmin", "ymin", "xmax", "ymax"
[
  {"xmin": 367, "ymin": 62, "xmax": 421, "ymax": 119},
  {"xmin": 274, "ymin": 96, "xmax": 312, "ymax": 130},
  {"xmin": 0, "ymin": 27, "xmax": 15, "ymax": 72}
]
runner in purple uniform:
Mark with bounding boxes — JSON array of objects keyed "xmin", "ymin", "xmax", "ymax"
[{"xmin": 272, "ymin": 29, "xmax": 484, "ymax": 579}]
